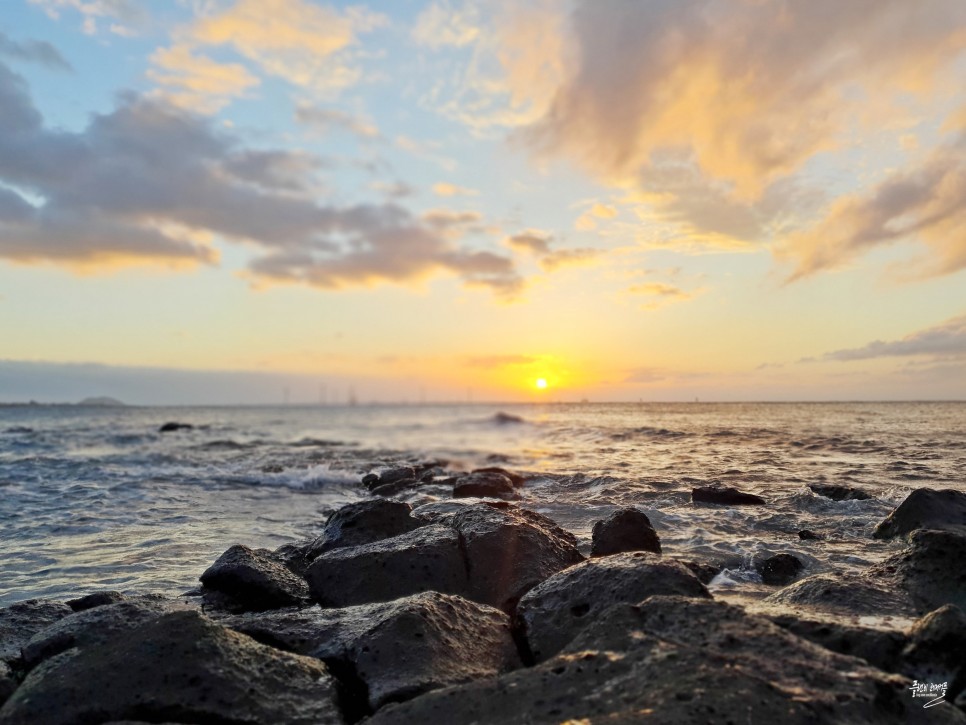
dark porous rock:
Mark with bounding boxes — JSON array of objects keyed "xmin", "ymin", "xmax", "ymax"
[
  {"xmin": 158, "ymin": 421, "xmax": 192, "ymax": 433},
  {"xmin": 873, "ymin": 488, "xmax": 966, "ymax": 539},
  {"xmin": 370, "ymin": 478, "xmax": 421, "ymax": 497},
  {"xmin": 764, "ymin": 572, "xmax": 919, "ymax": 618},
  {"xmin": 0, "ymin": 610, "xmax": 342, "ymax": 725},
  {"xmin": 306, "ymin": 524, "xmax": 468, "ymax": 607},
  {"xmin": 870, "ymin": 529, "xmax": 966, "ymax": 612},
  {"xmin": 590, "ymin": 507, "xmax": 661, "ymax": 556},
  {"xmin": 692, "ymin": 484, "xmax": 766, "ymax": 505},
  {"xmin": 200, "ymin": 544, "xmax": 310, "ymax": 612},
  {"xmin": 224, "ymin": 592, "xmax": 520, "ymax": 712},
  {"xmin": 364, "ymin": 466, "xmax": 417, "ymax": 491},
  {"xmin": 452, "ymin": 471, "xmax": 520, "ymax": 500},
  {"xmin": 66, "ymin": 590, "xmax": 126, "ymax": 612},
  {"xmin": 0, "ymin": 661, "xmax": 14, "ymax": 706},
  {"xmin": 517, "ymin": 552, "xmax": 710, "ymax": 661},
  {"xmin": 902, "ymin": 604, "xmax": 966, "ymax": 703},
  {"xmin": 22, "ymin": 599, "xmax": 185, "ymax": 670},
  {"xmin": 0, "ymin": 599, "xmax": 72, "ymax": 665},
  {"xmin": 799, "ymin": 529, "xmax": 823, "ymax": 540},
  {"xmin": 451, "ymin": 503, "xmax": 583, "ymax": 613},
  {"xmin": 765, "ymin": 612, "xmax": 907, "ymax": 672},
  {"xmin": 471, "ymin": 466, "xmax": 526, "ymax": 487},
  {"xmin": 368, "ymin": 595, "xmax": 962, "ymax": 725},
  {"xmin": 361, "ymin": 472, "xmax": 380, "ymax": 486},
  {"xmin": 305, "ymin": 499, "xmax": 424, "ymax": 560},
  {"xmin": 756, "ymin": 552, "xmax": 805, "ymax": 585},
  {"xmin": 809, "ymin": 483, "xmax": 873, "ymax": 501}
]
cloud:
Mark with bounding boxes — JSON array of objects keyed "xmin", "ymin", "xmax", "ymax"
[
  {"xmin": 370, "ymin": 181, "xmax": 415, "ymax": 199},
  {"xmin": 0, "ymin": 31, "xmax": 71, "ymax": 71},
  {"xmin": 506, "ymin": 229, "xmax": 601, "ymax": 271},
  {"xmin": 626, "ymin": 282, "xmax": 695, "ymax": 310},
  {"xmin": 295, "ymin": 104, "xmax": 379, "ymax": 138},
  {"xmin": 506, "ymin": 230, "xmax": 551, "ymax": 255},
  {"xmin": 432, "ymin": 182, "xmax": 479, "ymax": 197},
  {"xmin": 464, "ymin": 354, "xmax": 537, "ymax": 369},
  {"xmin": 0, "ymin": 60, "xmax": 520, "ymax": 297},
  {"xmin": 412, "ymin": 1, "xmax": 480, "ymax": 49},
  {"xmin": 823, "ymin": 314, "xmax": 966, "ymax": 361},
  {"xmin": 539, "ymin": 247, "xmax": 600, "ymax": 271},
  {"xmin": 574, "ymin": 201, "xmax": 618, "ymax": 230},
  {"xmin": 148, "ymin": 44, "xmax": 259, "ymax": 113},
  {"xmin": 30, "ymin": 0, "xmax": 146, "ymax": 35}
]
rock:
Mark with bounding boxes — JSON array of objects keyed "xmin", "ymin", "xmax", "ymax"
[
  {"xmin": 66, "ymin": 591, "xmax": 126, "ymax": 612},
  {"xmin": 364, "ymin": 467, "xmax": 417, "ymax": 490},
  {"xmin": 158, "ymin": 422, "xmax": 192, "ymax": 433},
  {"xmin": 301, "ymin": 499, "xmax": 424, "ymax": 562},
  {"xmin": 677, "ymin": 559, "xmax": 721, "ymax": 584},
  {"xmin": 766, "ymin": 612, "xmax": 907, "ymax": 672},
  {"xmin": 0, "ymin": 661, "xmax": 15, "ymax": 706},
  {"xmin": 590, "ymin": 507, "xmax": 661, "ymax": 556},
  {"xmin": 492, "ymin": 412, "xmax": 524, "ymax": 425},
  {"xmin": 305, "ymin": 524, "xmax": 468, "ymax": 607},
  {"xmin": 902, "ymin": 604, "xmax": 966, "ymax": 704},
  {"xmin": 799, "ymin": 529, "xmax": 823, "ymax": 540},
  {"xmin": 452, "ymin": 471, "xmax": 519, "ymax": 500},
  {"xmin": 692, "ymin": 484, "xmax": 766, "ymax": 505},
  {"xmin": 451, "ymin": 503, "xmax": 583, "ymax": 612},
  {"xmin": 517, "ymin": 552, "xmax": 710, "ymax": 661},
  {"xmin": 764, "ymin": 572, "xmax": 919, "ymax": 618},
  {"xmin": 223, "ymin": 592, "xmax": 520, "ymax": 712},
  {"xmin": 870, "ymin": 529, "xmax": 966, "ymax": 612},
  {"xmin": 21, "ymin": 599, "xmax": 185, "ymax": 670},
  {"xmin": 471, "ymin": 467, "xmax": 526, "ymax": 487},
  {"xmin": 873, "ymin": 488, "xmax": 966, "ymax": 539},
  {"xmin": 0, "ymin": 600, "xmax": 72, "ymax": 665},
  {"xmin": 757, "ymin": 553, "xmax": 805, "ymax": 585},
  {"xmin": 200, "ymin": 544, "xmax": 310, "ymax": 612},
  {"xmin": 809, "ymin": 483, "xmax": 873, "ymax": 501},
  {"xmin": 370, "ymin": 478, "xmax": 421, "ymax": 497},
  {"xmin": 0, "ymin": 610, "xmax": 342, "ymax": 725},
  {"xmin": 368, "ymin": 595, "xmax": 962, "ymax": 725}
]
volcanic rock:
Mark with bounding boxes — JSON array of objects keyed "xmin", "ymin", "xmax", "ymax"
[
  {"xmin": 692, "ymin": 484, "xmax": 766, "ymax": 505},
  {"xmin": 452, "ymin": 471, "xmax": 519, "ymax": 500},
  {"xmin": 200, "ymin": 544, "xmax": 310, "ymax": 612},
  {"xmin": 873, "ymin": 488, "xmax": 966, "ymax": 539},
  {"xmin": 809, "ymin": 483, "xmax": 873, "ymax": 501},
  {"xmin": 757, "ymin": 553, "xmax": 805, "ymax": 585},
  {"xmin": 590, "ymin": 507, "xmax": 661, "ymax": 556}
]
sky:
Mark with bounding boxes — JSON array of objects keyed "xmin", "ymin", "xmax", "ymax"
[{"xmin": 0, "ymin": 0, "xmax": 964, "ymax": 404}]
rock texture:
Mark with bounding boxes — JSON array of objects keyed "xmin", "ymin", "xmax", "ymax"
[
  {"xmin": 590, "ymin": 507, "xmax": 661, "ymax": 556},
  {"xmin": 692, "ymin": 484, "xmax": 766, "ymax": 505},
  {"xmin": 0, "ymin": 599, "xmax": 72, "ymax": 665},
  {"xmin": 765, "ymin": 573, "xmax": 919, "ymax": 618},
  {"xmin": 304, "ymin": 499, "xmax": 424, "ymax": 562},
  {"xmin": 757, "ymin": 553, "xmax": 804, "ymax": 585},
  {"xmin": 0, "ymin": 610, "xmax": 343, "ymax": 725},
  {"xmin": 870, "ymin": 529, "xmax": 966, "ymax": 612},
  {"xmin": 368, "ymin": 596, "xmax": 963, "ymax": 724},
  {"xmin": 517, "ymin": 552, "xmax": 710, "ymax": 661},
  {"xmin": 452, "ymin": 471, "xmax": 519, "ymax": 500},
  {"xmin": 66, "ymin": 591, "xmax": 127, "ymax": 612},
  {"xmin": 200, "ymin": 544, "xmax": 310, "ymax": 612},
  {"xmin": 873, "ymin": 488, "xmax": 966, "ymax": 539}
]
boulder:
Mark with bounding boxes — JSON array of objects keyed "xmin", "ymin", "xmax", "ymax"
[
  {"xmin": 364, "ymin": 467, "xmax": 416, "ymax": 490},
  {"xmin": 301, "ymin": 499, "xmax": 425, "ymax": 562},
  {"xmin": 0, "ymin": 610, "xmax": 342, "ymax": 725},
  {"xmin": 692, "ymin": 484, "xmax": 766, "ymax": 505},
  {"xmin": 799, "ymin": 529, "xmax": 823, "ymax": 540},
  {"xmin": 370, "ymin": 478, "xmax": 421, "ymax": 497},
  {"xmin": 590, "ymin": 507, "xmax": 661, "ymax": 556},
  {"xmin": 902, "ymin": 604, "xmax": 966, "ymax": 704},
  {"xmin": 158, "ymin": 422, "xmax": 192, "ymax": 433},
  {"xmin": 766, "ymin": 612, "xmax": 907, "ymax": 672},
  {"xmin": 873, "ymin": 488, "xmax": 966, "ymax": 539},
  {"xmin": 66, "ymin": 591, "xmax": 126, "ymax": 612},
  {"xmin": 224, "ymin": 592, "xmax": 520, "ymax": 712},
  {"xmin": 0, "ymin": 661, "xmax": 15, "ymax": 706},
  {"xmin": 471, "ymin": 467, "xmax": 526, "ymax": 487},
  {"xmin": 21, "ymin": 599, "xmax": 185, "ymax": 670},
  {"xmin": 451, "ymin": 503, "xmax": 583, "ymax": 612},
  {"xmin": 305, "ymin": 525, "xmax": 468, "ymax": 607},
  {"xmin": 809, "ymin": 483, "xmax": 873, "ymax": 501},
  {"xmin": 517, "ymin": 552, "xmax": 710, "ymax": 661},
  {"xmin": 200, "ymin": 544, "xmax": 310, "ymax": 612},
  {"xmin": 0, "ymin": 599, "xmax": 72, "ymax": 664},
  {"xmin": 368, "ymin": 596, "xmax": 962, "ymax": 724},
  {"xmin": 756, "ymin": 553, "xmax": 804, "ymax": 585},
  {"xmin": 870, "ymin": 529, "xmax": 966, "ymax": 612},
  {"xmin": 764, "ymin": 572, "xmax": 919, "ymax": 618},
  {"xmin": 452, "ymin": 471, "xmax": 519, "ymax": 500}
]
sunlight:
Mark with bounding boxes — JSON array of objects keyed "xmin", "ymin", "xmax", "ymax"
[{"xmin": 535, "ymin": 377, "xmax": 548, "ymax": 390}]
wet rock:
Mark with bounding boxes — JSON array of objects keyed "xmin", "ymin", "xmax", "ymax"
[
  {"xmin": 902, "ymin": 604, "xmax": 966, "ymax": 704},
  {"xmin": 766, "ymin": 612, "xmax": 907, "ymax": 672},
  {"xmin": 873, "ymin": 488, "xmax": 966, "ymax": 539},
  {"xmin": 517, "ymin": 552, "xmax": 710, "ymax": 661},
  {"xmin": 304, "ymin": 499, "xmax": 424, "ymax": 561},
  {"xmin": 692, "ymin": 484, "xmax": 766, "ymax": 505},
  {"xmin": 471, "ymin": 466, "xmax": 526, "ymax": 487},
  {"xmin": 370, "ymin": 478, "xmax": 421, "ymax": 497},
  {"xmin": 224, "ymin": 592, "xmax": 520, "ymax": 712},
  {"xmin": 0, "ymin": 661, "xmax": 14, "ymax": 706},
  {"xmin": 364, "ymin": 467, "xmax": 417, "ymax": 491},
  {"xmin": 451, "ymin": 503, "xmax": 583, "ymax": 613},
  {"xmin": 368, "ymin": 595, "xmax": 960, "ymax": 725},
  {"xmin": 757, "ymin": 553, "xmax": 804, "ymax": 585},
  {"xmin": 452, "ymin": 471, "xmax": 520, "ymax": 500},
  {"xmin": 21, "ymin": 599, "xmax": 185, "ymax": 670},
  {"xmin": 765, "ymin": 572, "xmax": 919, "ymax": 618},
  {"xmin": 200, "ymin": 544, "xmax": 310, "ymax": 612},
  {"xmin": 799, "ymin": 529, "xmax": 823, "ymax": 540},
  {"xmin": 66, "ymin": 591, "xmax": 126, "ymax": 612},
  {"xmin": 870, "ymin": 529, "xmax": 966, "ymax": 612},
  {"xmin": 677, "ymin": 559, "xmax": 721, "ymax": 584},
  {"xmin": 305, "ymin": 524, "xmax": 468, "ymax": 607},
  {"xmin": 158, "ymin": 421, "xmax": 192, "ymax": 433},
  {"xmin": 0, "ymin": 600, "xmax": 72, "ymax": 665},
  {"xmin": 0, "ymin": 610, "xmax": 342, "ymax": 725},
  {"xmin": 590, "ymin": 507, "xmax": 661, "ymax": 556},
  {"xmin": 809, "ymin": 483, "xmax": 873, "ymax": 501}
]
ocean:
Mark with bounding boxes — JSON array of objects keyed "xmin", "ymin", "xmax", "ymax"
[{"xmin": 1, "ymin": 402, "xmax": 963, "ymax": 606}]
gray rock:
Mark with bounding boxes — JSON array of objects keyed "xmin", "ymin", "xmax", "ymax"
[
  {"xmin": 0, "ymin": 599, "xmax": 72, "ymax": 664},
  {"xmin": 451, "ymin": 503, "xmax": 583, "ymax": 612},
  {"xmin": 517, "ymin": 552, "xmax": 710, "ymax": 661},
  {"xmin": 66, "ymin": 591, "xmax": 126, "ymax": 612},
  {"xmin": 590, "ymin": 507, "xmax": 661, "ymax": 556},
  {"xmin": 757, "ymin": 553, "xmax": 804, "ymax": 585},
  {"xmin": 692, "ymin": 484, "xmax": 766, "ymax": 505},
  {"xmin": 452, "ymin": 471, "xmax": 519, "ymax": 500},
  {"xmin": 873, "ymin": 488, "xmax": 966, "ymax": 539},
  {"xmin": 764, "ymin": 572, "xmax": 919, "ymax": 618},
  {"xmin": 766, "ymin": 612, "xmax": 907, "ymax": 672},
  {"xmin": 870, "ymin": 529, "xmax": 966, "ymax": 612},
  {"xmin": 809, "ymin": 483, "xmax": 873, "ymax": 501},
  {"xmin": 224, "ymin": 592, "xmax": 520, "ymax": 712},
  {"xmin": 368, "ymin": 595, "xmax": 963, "ymax": 724},
  {"xmin": 370, "ymin": 478, "xmax": 421, "ymax": 497},
  {"xmin": 158, "ymin": 421, "xmax": 192, "ymax": 433},
  {"xmin": 0, "ymin": 661, "xmax": 15, "ymax": 706},
  {"xmin": 200, "ymin": 544, "xmax": 310, "ymax": 612},
  {"xmin": 470, "ymin": 467, "xmax": 526, "ymax": 487},
  {"xmin": 305, "ymin": 525, "xmax": 468, "ymax": 607},
  {"xmin": 0, "ymin": 610, "xmax": 342, "ymax": 725},
  {"xmin": 21, "ymin": 599, "xmax": 186, "ymax": 670},
  {"xmin": 304, "ymin": 499, "xmax": 424, "ymax": 561},
  {"xmin": 364, "ymin": 467, "xmax": 416, "ymax": 490}
]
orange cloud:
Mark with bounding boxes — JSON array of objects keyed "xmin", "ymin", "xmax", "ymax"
[{"xmin": 148, "ymin": 44, "xmax": 259, "ymax": 113}]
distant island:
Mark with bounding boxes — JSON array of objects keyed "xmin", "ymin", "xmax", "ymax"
[{"xmin": 76, "ymin": 396, "xmax": 126, "ymax": 407}]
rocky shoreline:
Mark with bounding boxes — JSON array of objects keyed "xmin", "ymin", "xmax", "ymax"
[{"xmin": 1, "ymin": 465, "xmax": 965, "ymax": 723}]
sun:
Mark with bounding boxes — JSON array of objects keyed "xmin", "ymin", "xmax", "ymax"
[{"xmin": 535, "ymin": 378, "xmax": 548, "ymax": 390}]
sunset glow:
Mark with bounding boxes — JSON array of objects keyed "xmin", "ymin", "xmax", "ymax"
[{"xmin": 535, "ymin": 378, "xmax": 548, "ymax": 390}]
